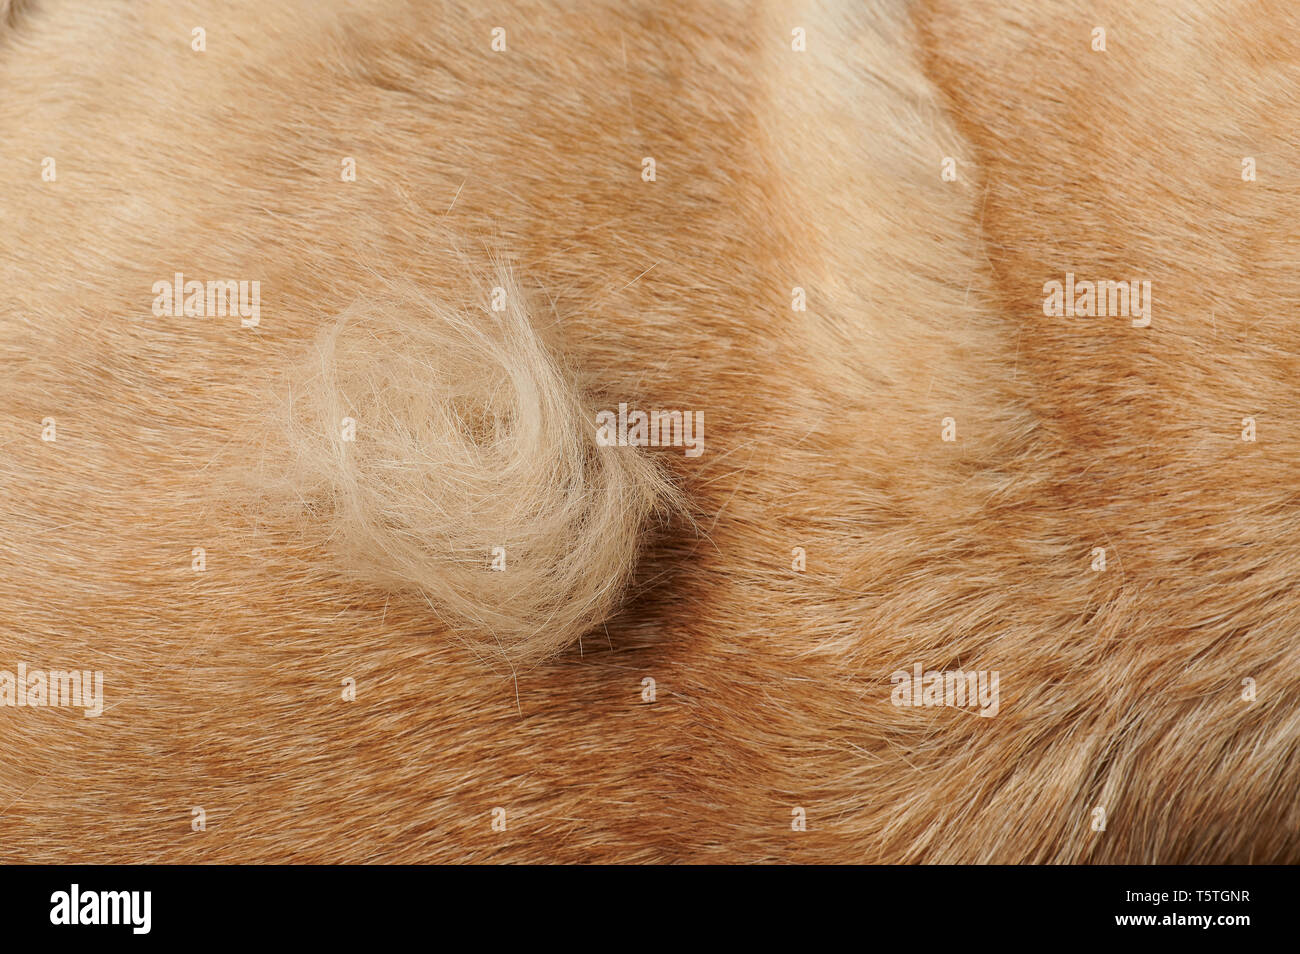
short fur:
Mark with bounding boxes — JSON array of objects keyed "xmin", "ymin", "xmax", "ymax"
[{"xmin": 0, "ymin": 0, "xmax": 1295, "ymax": 862}]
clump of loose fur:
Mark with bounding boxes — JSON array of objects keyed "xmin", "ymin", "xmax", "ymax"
[{"xmin": 270, "ymin": 278, "xmax": 674, "ymax": 668}]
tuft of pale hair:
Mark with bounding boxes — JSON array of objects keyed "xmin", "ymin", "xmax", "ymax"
[{"xmin": 263, "ymin": 277, "xmax": 676, "ymax": 668}]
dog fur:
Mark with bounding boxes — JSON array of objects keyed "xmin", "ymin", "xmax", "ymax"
[{"xmin": 0, "ymin": 0, "xmax": 1296, "ymax": 862}]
